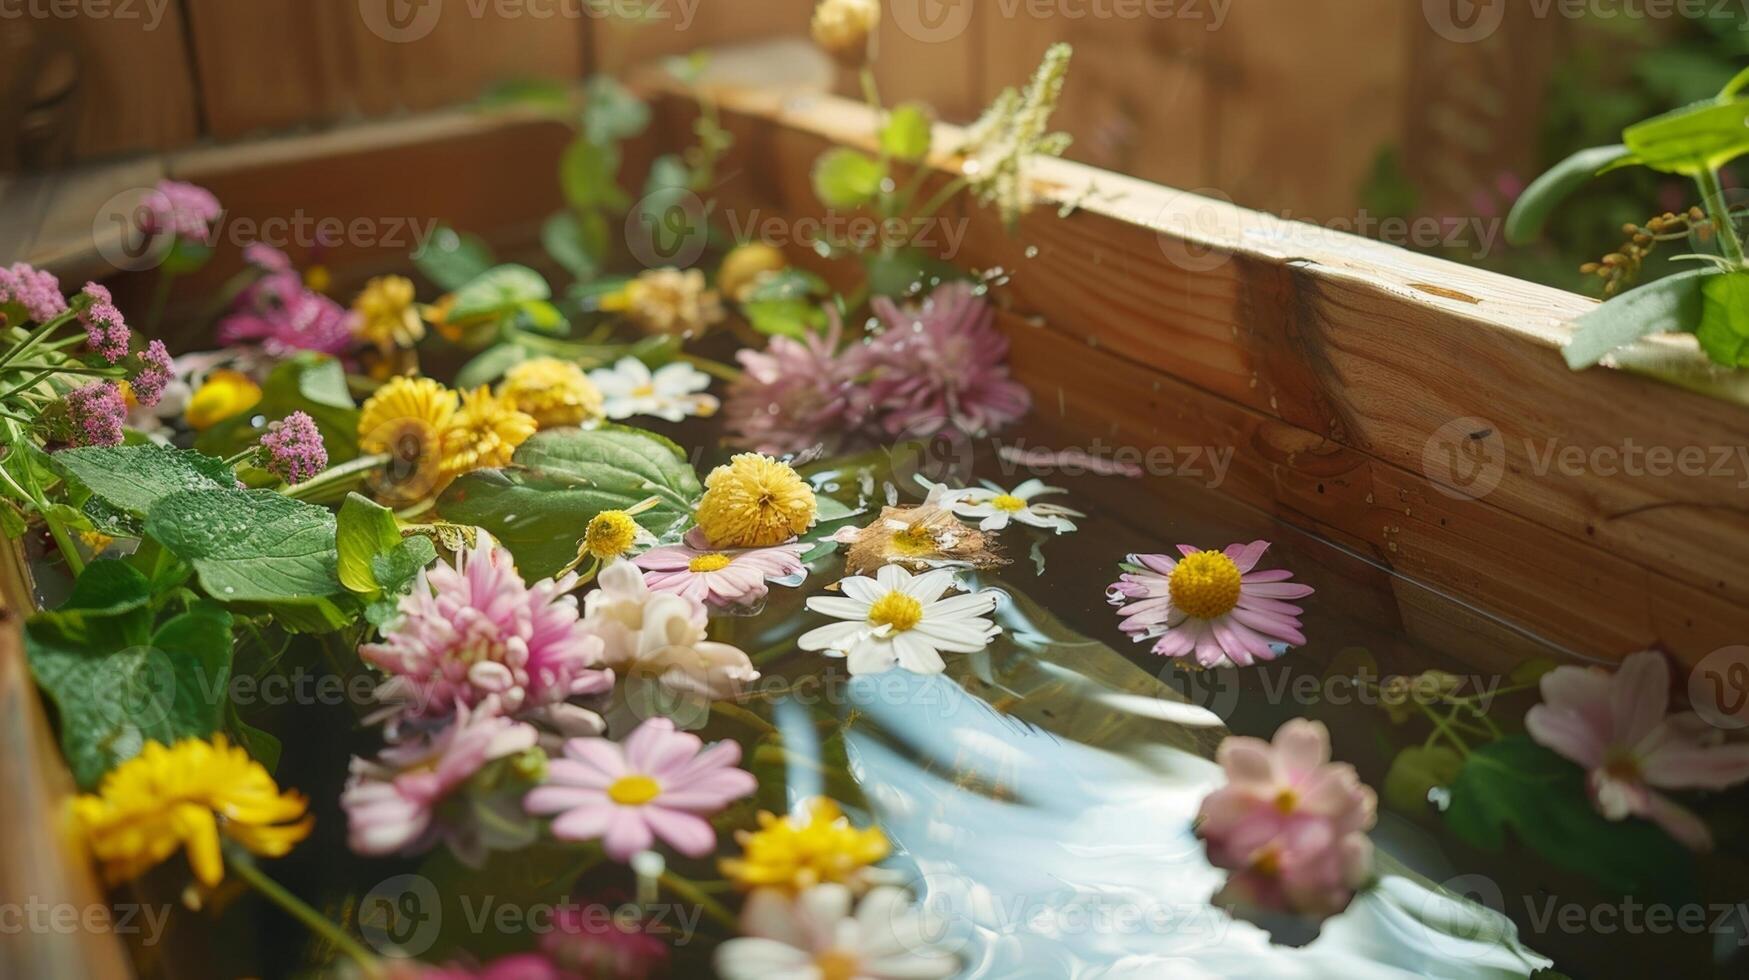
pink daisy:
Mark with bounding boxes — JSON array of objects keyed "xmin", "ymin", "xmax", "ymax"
[
  {"xmin": 342, "ymin": 704, "xmax": 538, "ymax": 858},
  {"xmin": 1527, "ymin": 650, "xmax": 1749, "ymax": 851},
  {"xmin": 362, "ymin": 541, "xmax": 613, "ymax": 730},
  {"xmin": 1107, "ymin": 541, "xmax": 1313, "ymax": 668},
  {"xmin": 632, "ymin": 528, "xmax": 808, "ymax": 610},
  {"xmin": 1197, "ymin": 719, "xmax": 1376, "ymax": 920},
  {"xmin": 865, "ymin": 281, "xmax": 1030, "ymax": 438},
  {"xmin": 523, "ymin": 717, "xmax": 755, "ymax": 862},
  {"xmin": 724, "ymin": 309, "xmax": 872, "ymax": 456}
]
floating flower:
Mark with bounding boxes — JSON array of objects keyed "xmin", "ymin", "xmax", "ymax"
[
  {"xmin": 717, "ymin": 242, "xmax": 787, "ymax": 301},
  {"xmin": 130, "ymin": 339, "xmax": 173, "ymax": 408},
  {"xmin": 343, "ymin": 704, "xmax": 538, "ymax": 858},
  {"xmin": 866, "ymin": 281, "xmax": 1030, "ymax": 438},
  {"xmin": 499, "ymin": 357, "xmax": 604, "ymax": 428},
  {"xmin": 716, "ymin": 884, "xmax": 958, "ymax": 980},
  {"xmin": 258, "ymin": 411, "xmax": 328, "ymax": 484},
  {"xmin": 580, "ymin": 509, "xmax": 656, "ymax": 563},
  {"xmin": 141, "ymin": 180, "xmax": 221, "ymax": 240},
  {"xmin": 0, "ymin": 261, "xmax": 67, "ymax": 323},
  {"xmin": 184, "ymin": 368, "xmax": 262, "ymax": 430},
  {"xmin": 695, "ymin": 453, "xmax": 818, "ymax": 549},
  {"xmin": 73, "ymin": 734, "xmax": 312, "ymax": 887},
  {"xmin": 588, "ymin": 356, "xmax": 719, "ymax": 422},
  {"xmin": 582, "ymin": 560, "xmax": 760, "ymax": 703},
  {"xmin": 438, "ymin": 386, "xmax": 536, "ymax": 483},
  {"xmin": 930, "ymin": 477, "xmax": 1082, "ymax": 533},
  {"xmin": 1107, "ymin": 541, "xmax": 1313, "ymax": 669},
  {"xmin": 77, "ymin": 282, "xmax": 130, "ymax": 364},
  {"xmin": 725, "ymin": 310, "xmax": 871, "ymax": 456},
  {"xmin": 361, "ymin": 540, "xmax": 612, "ymax": 727},
  {"xmin": 810, "ymin": 0, "xmax": 881, "ymax": 68},
  {"xmin": 833, "ymin": 484, "xmax": 1004, "ymax": 576},
  {"xmin": 720, "ymin": 797, "xmax": 890, "ymax": 893},
  {"xmin": 351, "ymin": 275, "xmax": 425, "ymax": 351},
  {"xmin": 524, "ymin": 717, "xmax": 755, "ymax": 862},
  {"xmin": 634, "ymin": 528, "xmax": 809, "ymax": 609},
  {"xmin": 1527, "ymin": 650, "xmax": 1749, "ymax": 851},
  {"xmin": 799, "ymin": 565, "xmax": 1000, "ymax": 675},
  {"xmin": 63, "ymin": 381, "xmax": 126, "ymax": 448},
  {"xmin": 602, "ymin": 268, "xmax": 724, "ymax": 337},
  {"xmin": 1198, "ymin": 719, "xmax": 1375, "ymax": 920}
]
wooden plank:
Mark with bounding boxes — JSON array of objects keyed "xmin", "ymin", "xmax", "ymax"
[
  {"xmin": 183, "ymin": 0, "xmax": 586, "ymax": 139},
  {"xmin": 591, "ymin": 0, "xmax": 811, "ymax": 73}
]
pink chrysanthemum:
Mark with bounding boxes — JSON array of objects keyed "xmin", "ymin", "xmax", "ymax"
[
  {"xmin": 524, "ymin": 717, "xmax": 755, "ymax": 862},
  {"xmin": 361, "ymin": 542, "xmax": 613, "ymax": 727},
  {"xmin": 77, "ymin": 283, "xmax": 131, "ymax": 364},
  {"xmin": 218, "ymin": 287, "xmax": 352, "ymax": 357},
  {"xmin": 342, "ymin": 704, "xmax": 538, "ymax": 858},
  {"xmin": 0, "ymin": 262, "xmax": 67, "ymax": 323},
  {"xmin": 63, "ymin": 381, "xmax": 126, "ymax": 448},
  {"xmin": 1527, "ymin": 650, "xmax": 1749, "ymax": 851},
  {"xmin": 242, "ymin": 242, "xmax": 294, "ymax": 273},
  {"xmin": 1107, "ymin": 541, "xmax": 1313, "ymax": 669},
  {"xmin": 1198, "ymin": 719, "xmax": 1376, "ymax": 920},
  {"xmin": 541, "ymin": 896, "xmax": 670, "ymax": 979},
  {"xmin": 633, "ymin": 528, "xmax": 808, "ymax": 610},
  {"xmin": 258, "ymin": 411, "xmax": 328, "ymax": 484},
  {"xmin": 865, "ymin": 281, "xmax": 1030, "ymax": 437},
  {"xmin": 725, "ymin": 310, "xmax": 872, "ymax": 455},
  {"xmin": 131, "ymin": 340, "xmax": 174, "ymax": 408},
  {"xmin": 141, "ymin": 180, "xmax": 221, "ymax": 240}
]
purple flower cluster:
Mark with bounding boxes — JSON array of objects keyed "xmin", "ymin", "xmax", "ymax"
[
  {"xmin": 0, "ymin": 262, "xmax": 68, "ymax": 324},
  {"xmin": 218, "ymin": 245, "xmax": 352, "ymax": 357},
  {"xmin": 64, "ymin": 381, "xmax": 126, "ymax": 448},
  {"xmin": 723, "ymin": 281, "xmax": 1031, "ymax": 455},
  {"xmin": 131, "ymin": 340, "xmax": 174, "ymax": 408},
  {"xmin": 259, "ymin": 411, "xmax": 328, "ymax": 484},
  {"xmin": 78, "ymin": 283, "xmax": 131, "ymax": 364},
  {"xmin": 141, "ymin": 180, "xmax": 221, "ymax": 241}
]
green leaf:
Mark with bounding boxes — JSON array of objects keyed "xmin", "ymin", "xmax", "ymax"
[
  {"xmin": 583, "ymin": 75, "xmax": 650, "ymax": 145},
  {"xmin": 744, "ymin": 267, "xmax": 829, "ymax": 303},
  {"xmin": 864, "ymin": 247, "xmax": 966, "ymax": 298},
  {"xmin": 161, "ymin": 237, "xmax": 213, "ymax": 276},
  {"xmin": 744, "ymin": 298, "xmax": 827, "ymax": 338},
  {"xmin": 1622, "ymin": 97, "xmax": 1749, "ymax": 175},
  {"xmin": 1444, "ymin": 735, "xmax": 1696, "ymax": 901},
  {"xmin": 372, "ymin": 535, "xmax": 437, "ymax": 596},
  {"xmin": 518, "ymin": 299, "xmax": 567, "ymax": 335},
  {"xmin": 145, "ymin": 488, "xmax": 345, "ymax": 604},
  {"xmin": 478, "ymin": 77, "xmax": 575, "ymax": 113},
  {"xmin": 336, "ymin": 493, "xmax": 403, "ymax": 595},
  {"xmin": 55, "ymin": 445, "xmax": 235, "ymax": 523},
  {"xmin": 449, "ymin": 264, "xmax": 553, "ymax": 323},
  {"xmin": 560, "ymin": 137, "xmax": 630, "ymax": 212},
  {"xmin": 880, "ymin": 103, "xmax": 934, "ymax": 163},
  {"xmin": 1505, "ymin": 144, "xmax": 1630, "ymax": 245},
  {"xmin": 195, "ymin": 355, "xmax": 359, "ymax": 463},
  {"xmin": 1562, "ymin": 268, "xmax": 1714, "ymax": 369},
  {"xmin": 1695, "ymin": 270, "xmax": 1749, "ymax": 366},
  {"xmin": 414, "ymin": 224, "xmax": 495, "ymax": 292},
  {"xmin": 455, "ymin": 343, "xmax": 532, "ymax": 389},
  {"xmin": 1383, "ymin": 745, "xmax": 1464, "ymax": 813},
  {"xmin": 541, "ymin": 211, "xmax": 604, "ymax": 282},
  {"xmin": 812, "ymin": 148, "xmax": 886, "ymax": 209},
  {"xmin": 436, "ymin": 426, "xmax": 702, "ymax": 579}
]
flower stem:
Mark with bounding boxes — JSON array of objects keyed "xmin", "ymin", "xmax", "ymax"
[
  {"xmin": 280, "ymin": 454, "xmax": 389, "ymax": 501},
  {"xmin": 675, "ymin": 351, "xmax": 742, "ymax": 383},
  {"xmin": 229, "ymin": 853, "xmax": 379, "ymax": 973},
  {"xmin": 658, "ymin": 871, "xmax": 738, "ymax": 931},
  {"xmin": 0, "ymin": 308, "xmax": 78, "ymax": 375},
  {"xmin": 1696, "ymin": 168, "xmax": 1746, "ymax": 265},
  {"xmin": 748, "ymin": 639, "xmax": 795, "ymax": 666},
  {"xmin": 711, "ymin": 700, "xmax": 777, "ymax": 735},
  {"xmin": 0, "ymin": 420, "xmax": 84, "ymax": 577}
]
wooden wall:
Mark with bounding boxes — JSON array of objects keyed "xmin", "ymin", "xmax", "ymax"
[{"xmin": 1, "ymin": 0, "xmax": 1562, "ymax": 224}]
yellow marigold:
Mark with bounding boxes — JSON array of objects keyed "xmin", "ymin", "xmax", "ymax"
[
  {"xmin": 602, "ymin": 268, "xmax": 725, "ymax": 337},
  {"xmin": 720, "ymin": 798, "xmax": 889, "ymax": 893},
  {"xmin": 582, "ymin": 510, "xmax": 642, "ymax": 561},
  {"xmin": 184, "ymin": 370, "xmax": 262, "ymax": 431},
  {"xmin": 717, "ymin": 243, "xmax": 787, "ymax": 302},
  {"xmin": 439, "ymin": 386, "xmax": 536, "ymax": 481},
  {"xmin": 351, "ymin": 275, "xmax": 425, "ymax": 351},
  {"xmin": 358, "ymin": 376, "xmax": 459, "ymax": 504},
  {"xmin": 695, "ymin": 453, "xmax": 817, "ymax": 548},
  {"xmin": 74, "ymin": 735, "xmax": 312, "ymax": 887},
  {"xmin": 498, "ymin": 357, "xmax": 604, "ymax": 428}
]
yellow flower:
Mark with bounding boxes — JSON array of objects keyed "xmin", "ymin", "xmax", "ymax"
[
  {"xmin": 358, "ymin": 376, "xmax": 459, "ymax": 504},
  {"xmin": 583, "ymin": 510, "xmax": 642, "ymax": 561},
  {"xmin": 601, "ymin": 268, "xmax": 725, "ymax": 337},
  {"xmin": 717, "ymin": 243, "xmax": 787, "ymax": 302},
  {"xmin": 184, "ymin": 370, "xmax": 262, "ymax": 431},
  {"xmin": 695, "ymin": 453, "xmax": 817, "ymax": 549},
  {"xmin": 811, "ymin": 0, "xmax": 880, "ymax": 68},
  {"xmin": 351, "ymin": 275, "xmax": 425, "ymax": 351},
  {"xmin": 74, "ymin": 735, "xmax": 312, "ymax": 888},
  {"xmin": 79, "ymin": 530, "xmax": 114, "ymax": 555},
  {"xmin": 303, "ymin": 264, "xmax": 332, "ymax": 294},
  {"xmin": 498, "ymin": 357, "xmax": 604, "ymax": 429},
  {"xmin": 721, "ymin": 797, "xmax": 890, "ymax": 893},
  {"xmin": 439, "ymin": 386, "xmax": 537, "ymax": 482}
]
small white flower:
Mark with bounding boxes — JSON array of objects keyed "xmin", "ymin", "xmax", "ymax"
[
  {"xmin": 923, "ymin": 476, "xmax": 1082, "ymax": 534},
  {"xmin": 715, "ymin": 884, "xmax": 959, "ymax": 980},
  {"xmin": 588, "ymin": 356, "xmax": 720, "ymax": 422},
  {"xmin": 798, "ymin": 565, "xmax": 1000, "ymax": 675}
]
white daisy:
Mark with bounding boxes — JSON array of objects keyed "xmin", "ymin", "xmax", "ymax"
[
  {"xmin": 798, "ymin": 565, "xmax": 1000, "ymax": 675},
  {"xmin": 923, "ymin": 476, "xmax": 1083, "ymax": 534},
  {"xmin": 714, "ymin": 884, "xmax": 959, "ymax": 980},
  {"xmin": 587, "ymin": 356, "xmax": 720, "ymax": 422}
]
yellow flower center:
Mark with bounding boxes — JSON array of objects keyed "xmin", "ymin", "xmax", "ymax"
[
  {"xmin": 1251, "ymin": 845, "xmax": 1282, "ymax": 878},
  {"xmin": 607, "ymin": 774, "xmax": 662, "ymax": 806},
  {"xmin": 1168, "ymin": 551, "xmax": 1242, "ymax": 620},
  {"xmin": 867, "ymin": 592, "xmax": 923, "ymax": 633},
  {"xmin": 1273, "ymin": 788, "xmax": 1298, "ymax": 814},
  {"xmin": 689, "ymin": 552, "xmax": 733, "ymax": 572},
  {"xmin": 814, "ymin": 950, "xmax": 862, "ymax": 980},
  {"xmin": 585, "ymin": 511, "xmax": 640, "ymax": 559},
  {"xmin": 632, "ymin": 383, "xmax": 656, "ymax": 398},
  {"xmin": 991, "ymin": 494, "xmax": 1027, "ymax": 512},
  {"xmin": 890, "ymin": 521, "xmax": 937, "ymax": 556}
]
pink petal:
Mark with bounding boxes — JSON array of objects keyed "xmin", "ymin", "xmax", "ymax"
[
  {"xmin": 602, "ymin": 809, "xmax": 655, "ymax": 861},
  {"xmin": 549, "ymin": 803, "xmax": 616, "ymax": 841},
  {"xmin": 1641, "ymin": 789, "xmax": 1714, "ymax": 852},
  {"xmin": 1611, "ymin": 651, "xmax": 1670, "ymax": 745},
  {"xmin": 643, "ymin": 807, "xmax": 719, "ymax": 856},
  {"xmin": 1525, "ymin": 703, "xmax": 1607, "ymax": 769}
]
